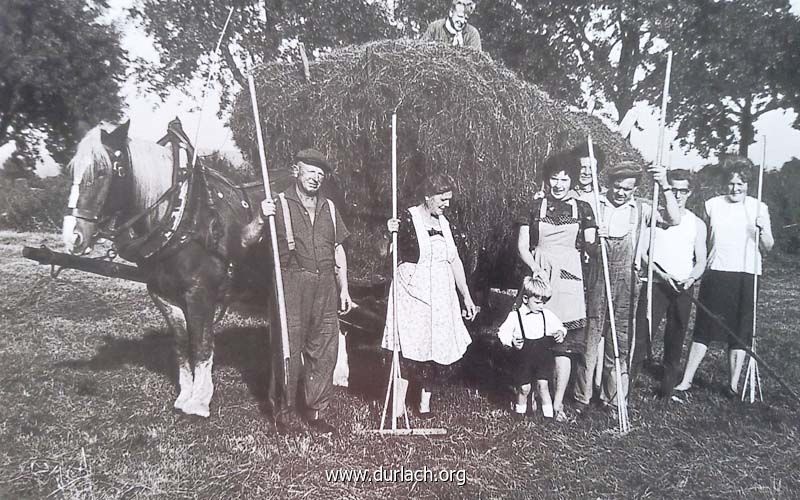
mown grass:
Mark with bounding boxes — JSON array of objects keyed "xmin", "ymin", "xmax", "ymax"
[{"xmin": 1, "ymin": 230, "xmax": 799, "ymax": 499}]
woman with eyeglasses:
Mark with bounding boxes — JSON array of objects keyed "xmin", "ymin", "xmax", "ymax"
[
  {"xmin": 675, "ymin": 156, "xmax": 774, "ymax": 398},
  {"xmin": 382, "ymin": 172, "xmax": 478, "ymax": 419},
  {"xmin": 517, "ymin": 151, "xmax": 598, "ymax": 422}
]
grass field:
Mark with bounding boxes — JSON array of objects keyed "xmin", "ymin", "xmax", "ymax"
[{"xmin": 1, "ymin": 230, "xmax": 799, "ymax": 499}]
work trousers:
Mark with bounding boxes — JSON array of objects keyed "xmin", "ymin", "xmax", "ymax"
[
  {"xmin": 270, "ymin": 268, "xmax": 339, "ymax": 420},
  {"xmin": 631, "ymin": 282, "xmax": 693, "ymax": 397}
]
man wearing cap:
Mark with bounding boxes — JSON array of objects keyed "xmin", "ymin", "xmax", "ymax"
[
  {"xmin": 242, "ymin": 148, "xmax": 352, "ymax": 434},
  {"xmin": 423, "ymin": 0, "xmax": 482, "ymax": 51},
  {"xmin": 576, "ymin": 161, "xmax": 680, "ymax": 411}
]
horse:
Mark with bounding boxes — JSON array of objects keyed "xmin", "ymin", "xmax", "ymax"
[{"xmin": 62, "ymin": 120, "xmax": 299, "ymax": 418}]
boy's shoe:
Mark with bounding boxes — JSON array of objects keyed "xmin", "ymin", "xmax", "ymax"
[{"xmin": 554, "ymin": 409, "xmax": 568, "ymax": 423}]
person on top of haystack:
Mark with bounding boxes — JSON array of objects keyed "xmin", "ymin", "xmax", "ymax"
[
  {"xmin": 675, "ymin": 156, "xmax": 774, "ymax": 399},
  {"xmin": 242, "ymin": 148, "xmax": 352, "ymax": 435},
  {"xmin": 423, "ymin": 0, "xmax": 482, "ymax": 51},
  {"xmin": 383, "ymin": 172, "xmax": 478, "ymax": 420},
  {"xmin": 630, "ymin": 168, "xmax": 707, "ymax": 400},
  {"xmin": 516, "ymin": 151, "xmax": 598, "ymax": 422},
  {"xmin": 576, "ymin": 161, "xmax": 681, "ymax": 414}
]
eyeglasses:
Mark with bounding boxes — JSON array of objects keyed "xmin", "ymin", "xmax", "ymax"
[{"xmin": 673, "ymin": 188, "xmax": 691, "ymax": 195}]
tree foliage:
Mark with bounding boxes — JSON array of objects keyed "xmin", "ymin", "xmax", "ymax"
[
  {"xmin": 0, "ymin": 153, "xmax": 35, "ymax": 180},
  {"xmin": 653, "ymin": 0, "xmax": 800, "ymax": 157},
  {"xmin": 132, "ymin": 0, "xmax": 800, "ymax": 159},
  {"xmin": 0, "ymin": 0, "xmax": 127, "ymax": 164},
  {"xmin": 131, "ymin": 0, "xmax": 396, "ymax": 111}
]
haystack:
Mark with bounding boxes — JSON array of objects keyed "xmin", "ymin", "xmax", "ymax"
[{"xmin": 229, "ymin": 39, "xmax": 643, "ymax": 288}]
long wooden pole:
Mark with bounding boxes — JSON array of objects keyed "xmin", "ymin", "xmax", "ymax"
[
  {"xmin": 190, "ymin": 6, "xmax": 235, "ymax": 170},
  {"xmin": 588, "ymin": 135, "xmax": 629, "ymax": 433},
  {"xmin": 743, "ymin": 137, "xmax": 767, "ymax": 402},
  {"xmin": 370, "ymin": 112, "xmax": 444, "ymax": 436},
  {"xmin": 246, "ymin": 63, "xmax": 291, "ymax": 387},
  {"xmin": 646, "ymin": 51, "xmax": 673, "ymax": 350}
]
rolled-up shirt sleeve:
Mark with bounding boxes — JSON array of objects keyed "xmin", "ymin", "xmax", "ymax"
[{"xmin": 497, "ymin": 313, "xmax": 519, "ymax": 347}]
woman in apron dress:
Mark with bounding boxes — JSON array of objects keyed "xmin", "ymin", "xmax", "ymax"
[
  {"xmin": 517, "ymin": 151, "xmax": 597, "ymax": 421},
  {"xmin": 382, "ymin": 173, "xmax": 478, "ymax": 418}
]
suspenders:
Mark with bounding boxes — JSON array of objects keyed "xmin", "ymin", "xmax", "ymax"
[
  {"xmin": 515, "ymin": 308, "xmax": 546, "ymax": 341},
  {"xmin": 276, "ymin": 192, "xmax": 336, "ymax": 255}
]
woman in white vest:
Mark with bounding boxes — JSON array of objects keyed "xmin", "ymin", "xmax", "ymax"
[
  {"xmin": 675, "ymin": 156, "xmax": 774, "ymax": 397},
  {"xmin": 383, "ymin": 173, "xmax": 478, "ymax": 418}
]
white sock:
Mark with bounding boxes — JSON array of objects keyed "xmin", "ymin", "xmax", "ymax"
[
  {"xmin": 420, "ymin": 389, "xmax": 432, "ymax": 413},
  {"xmin": 514, "ymin": 402, "xmax": 527, "ymax": 414},
  {"xmin": 541, "ymin": 404, "xmax": 554, "ymax": 418}
]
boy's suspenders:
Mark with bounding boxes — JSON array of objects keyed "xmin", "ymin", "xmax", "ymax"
[
  {"xmin": 276, "ymin": 192, "xmax": 336, "ymax": 258},
  {"xmin": 514, "ymin": 308, "xmax": 546, "ymax": 341}
]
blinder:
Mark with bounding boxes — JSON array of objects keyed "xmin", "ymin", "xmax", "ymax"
[{"xmin": 66, "ymin": 146, "xmax": 132, "ymax": 225}]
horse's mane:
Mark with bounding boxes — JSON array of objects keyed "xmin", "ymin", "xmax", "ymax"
[
  {"xmin": 128, "ymin": 138, "xmax": 173, "ymax": 217},
  {"xmin": 67, "ymin": 126, "xmax": 112, "ymax": 184},
  {"xmin": 68, "ymin": 124, "xmax": 175, "ymax": 224}
]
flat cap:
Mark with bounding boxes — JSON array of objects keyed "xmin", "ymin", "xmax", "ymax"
[
  {"xmin": 295, "ymin": 148, "xmax": 333, "ymax": 173},
  {"xmin": 606, "ymin": 161, "xmax": 643, "ymax": 181}
]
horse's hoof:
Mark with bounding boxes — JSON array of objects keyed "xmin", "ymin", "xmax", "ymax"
[
  {"xmin": 181, "ymin": 402, "xmax": 210, "ymax": 418},
  {"xmin": 173, "ymin": 395, "xmax": 192, "ymax": 412}
]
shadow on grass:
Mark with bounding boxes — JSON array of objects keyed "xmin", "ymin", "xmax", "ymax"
[
  {"xmin": 55, "ymin": 326, "xmax": 276, "ymax": 404},
  {"xmin": 52, "ymin": 324, "xmax": 417, "ymax": 413}
]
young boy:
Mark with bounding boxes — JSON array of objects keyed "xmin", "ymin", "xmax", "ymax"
[{"xmin": 498, "ymin": 276, "xmax": 567, "ymax": 419}]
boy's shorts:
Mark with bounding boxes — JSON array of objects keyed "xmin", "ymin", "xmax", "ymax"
[{"xmin": 512, "ymin": 336, "xmax": 556, "ymax": 385}]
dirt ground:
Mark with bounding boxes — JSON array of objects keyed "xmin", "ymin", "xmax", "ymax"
[{"xmin": 1, "ymin": 230, "xmax": 799, "ymax": 499}]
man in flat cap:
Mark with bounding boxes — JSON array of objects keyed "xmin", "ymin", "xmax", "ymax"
[
  {"xmin": 578, "ymin": 161, "xmax": 680, "ymax": 412},
  {"xmin": 423, "ymin": 0, "xmax": 482, "ymax": 51},
  {"xmin": 242, "ymin": 148, "xmax": 352, "ymax": 434}
]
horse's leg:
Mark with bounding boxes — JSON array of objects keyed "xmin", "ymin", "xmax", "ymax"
[
  {"xmin": 181, "ymin": 284, "xmax": 216, "ymax": 418},
  {"xmin": 149, "ymin": 289, "xmax": 194, "ymax": 412}
]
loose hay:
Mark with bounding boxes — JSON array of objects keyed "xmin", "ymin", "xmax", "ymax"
[{"xmin": 230, "ymin": 39, "xmax": 642, "ymax": 287}]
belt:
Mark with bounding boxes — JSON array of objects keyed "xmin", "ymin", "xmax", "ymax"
[{"xmin": 282, "ymin": 267, "xmax": 335, "ymax": 276}]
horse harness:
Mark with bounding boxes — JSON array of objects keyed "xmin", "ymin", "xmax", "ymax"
[{"xmin": 88, "ymin": 120, "xmax": 253, "ymax": 264}]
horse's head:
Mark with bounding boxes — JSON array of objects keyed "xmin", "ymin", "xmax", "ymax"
[{"xmin": 63, "ymin": 121, "xmax": 133, "ymax": 254}]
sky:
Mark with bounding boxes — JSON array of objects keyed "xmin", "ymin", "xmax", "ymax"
[{"xmin": 6, "ymin": 0, "xmax": 800, "ymax": 176}]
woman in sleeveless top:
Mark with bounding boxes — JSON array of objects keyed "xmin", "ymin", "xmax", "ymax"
[
  {"xmin": 676, "ymin": 156, "xmax": 774, "ymax": 398},
  {"xmin": 382, "ymin": 173, "xmax": 477, "ymax": 418},
  {"xmin": 517, "ymin": 151, "xmax": 597, "ymax": 421}
]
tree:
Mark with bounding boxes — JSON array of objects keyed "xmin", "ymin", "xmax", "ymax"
[
  {"xmin": 419, "ymin": 1, "xmax": 681, "ymax": 118},
  {"xmin": 647, "ymin": 0, "xmax": 800, "ymax": 157},
  {"xmin": 0, "ymin": 0, "xmax": 127, "ymax": 165},
  {"xmin": 474, "ymin": 0, "xmax": 590, "ymax": 106},
  {"xmin": 0, "ymin": 152, "xmax": 35, "ymax": 181},
  {"xmin": 131, "ymin": 0, "xmax": 396, "ymax": 112}
]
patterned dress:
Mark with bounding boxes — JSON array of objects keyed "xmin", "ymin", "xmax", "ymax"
[{"xmin": 381, "ymin": 206, "xmax": 472, "ymax": 366}]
